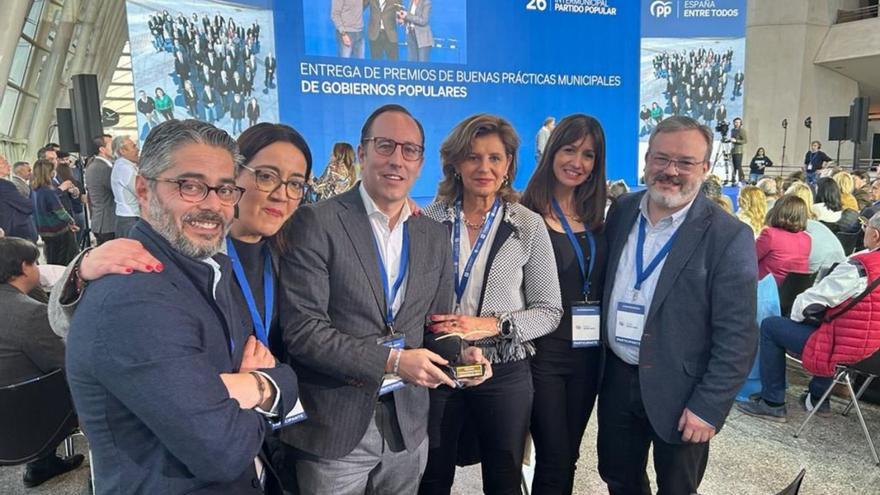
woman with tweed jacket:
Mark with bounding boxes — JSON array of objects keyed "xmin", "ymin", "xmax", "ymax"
[{"xmin": 419, "ymin": 114, "xmax": 562, "ymax": 494}]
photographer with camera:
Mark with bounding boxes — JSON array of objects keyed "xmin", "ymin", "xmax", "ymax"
[{"xmin": 729, "ymin": 117, "xmax": 747, "ymax": 184}]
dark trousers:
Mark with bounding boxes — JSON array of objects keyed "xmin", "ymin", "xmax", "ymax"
[
  {"xmin": 731, "ymin": 153, "xmax": 744, "ymax": 182},
  {"xmin": 530, "ymin": 343, "xmax": 600, "ymax": 494},
  {"xmin": 370, "ymin": 31, "xmax": 398, "ymax": 61},
  {"xmin": 759, "ymin": 316, "xmax": 831, "ymax": 404},
  {"xmin": 420, "ymin": 359, "xmax": 533, "ymax": 495},
  {"xmin": 44, "ymin": 231, "xmax": 79, "ymax": 266},
  {"xmin": 94, "ymin": 232, "xmax": 116, "ymax": 245},
  {"xmin": 597, "ymin": 354, "xmax": 709, "ymax": 495}
]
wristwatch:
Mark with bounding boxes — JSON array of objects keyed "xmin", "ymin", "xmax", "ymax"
[{"xmin": 496, "ymin": 313, "xmax": 513, "ymax": 338}]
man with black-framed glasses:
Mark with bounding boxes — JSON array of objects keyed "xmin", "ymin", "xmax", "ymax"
[
  {"xmin": 66, "ymin": 119, "xmax": 299, "ymax": 494},
  {"xmin": 280, "ymin": 104, "xmax": 488, "ymax": 493},
  {"xmin": 599, "ymin": 116, "xmax": 757, "ymax": 494}
]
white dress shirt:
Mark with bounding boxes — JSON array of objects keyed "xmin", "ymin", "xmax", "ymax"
[
  {"xmin": 111, "ymin": 157, "xmax": 140, "ymax": 217},
  {"xmin": 359, "ymin": 183, "xmax": 412, "ymax": 320},
  {"xmin": 607, "ymin": 194, "xmax": 695, "ymax": 365},
  {"xmin": 455, "ymin": 206, "xmax": 501, "ymax": 316}
]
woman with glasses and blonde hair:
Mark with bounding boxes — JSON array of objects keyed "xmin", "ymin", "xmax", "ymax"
[
  {"xmin": 520, "ymin": 114, "xmax": 608, "ymax": 494},
  {"xmin": 736, "ymin": 185, "xmax": 766, "ymax": 238},
  {"xmin": 420, "ymin": 114, "xmax": 562, "ymax": 494},
  {"xmin": 786, "ymin": 182, "xmax": 846, "ymax": 275},
  {"xmin": 756, "ymin": 194, "xmax": 812, "ymax": 284}
]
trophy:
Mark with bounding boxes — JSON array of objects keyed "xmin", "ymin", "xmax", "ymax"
[{"xmin": 424, "ymin": 332, "xmax": 486, "ymax": 381}]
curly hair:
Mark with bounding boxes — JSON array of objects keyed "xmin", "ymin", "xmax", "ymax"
[{"xmin": 737, "ymin": 186, "xmax": 766, "ymax": 236}]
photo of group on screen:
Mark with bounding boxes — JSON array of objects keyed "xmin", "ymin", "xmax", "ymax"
[
  {"xmin": 134, "ymin": 8, "xmax": 276, "ymax": 137},
  {"xmin": 331, "ymin": 0, "xmax": 433, "ymax": 62}
]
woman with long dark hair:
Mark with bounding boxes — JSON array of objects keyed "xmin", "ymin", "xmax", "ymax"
[
  {"xmin": 520, "ymin": 114, "xmax": 608, "ymax": 494},
  {"xmin": 31, "ymin": 159, "xmax": 79, "ymax": 264},
  {"xmin": 813, "ymin": 177, "xmax": 861, "ymax": 233}
]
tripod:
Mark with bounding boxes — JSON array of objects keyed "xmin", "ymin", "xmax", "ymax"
[
  {"xmin": 712, "ymin": 139, "xmax": 733, "ymax": 183},
  {"xmin": 76, "ymin": 156, "xmax": 93, "ymax": 250},
  {"xmin": 780, "ymin": 120, "xmax": 788, "ymax": 177}
]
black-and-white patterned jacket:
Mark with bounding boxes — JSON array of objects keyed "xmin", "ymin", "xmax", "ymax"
[{"xmin": 423, "ymin": 200, "xmax": 563, "ymax": 363}]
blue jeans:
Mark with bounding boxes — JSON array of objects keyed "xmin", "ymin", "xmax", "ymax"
[
  {"xmin": 806, "ymin": 171, "xmax": 817, "ymax": 187},
  {"xmin": 336, "ymin": 30, "xmax": 365, "ymax": 58},
  {"xmin": 204, "ymin": 104, "xmax": 217, "ymax": 122},
  {"xmin": 759, "ymin": 316, "xmax": 833, "ymax": 404},
  {"xmin": 232, "ymin": 118, "xmax": 242, "ymax": 134},
  {"xmin": 749, "ymin": 172, "xmax": 763, "ymax": 184}
]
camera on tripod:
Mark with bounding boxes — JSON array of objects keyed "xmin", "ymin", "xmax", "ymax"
[{"xmin": 715, "ymin": 120, "xmax": 730, "ymax": 142}]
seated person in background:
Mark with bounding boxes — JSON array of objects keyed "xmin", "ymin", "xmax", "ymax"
[
  {"xmin": 832, "ymin": 171, "xmax": 860, "ymax": 211},
  {"xmin": 738, "ymin": 211, "xmax": 880, "ymax": 421},
  {"xmin": 852, "ymin": 170, "xmax": 873, "ymax": 211},
  {"xmin": 813, "ymin": 178, "xmax": 861, "ymax": 234},
  {"xmin": 736, "ymin": 185, "xmax": 766, "ymax": 238},
  {"xmin": 0, "ymin": 237, "xmax": 84, "ymax": 487},
  {"xmin": 756, "ymin": 176, "xmax": 779, "ymax": 210},
  {"xmin": 786, "ymin": 182, "xmax": 846, "ymax": 277},
  {"xmin": 860, "ymin": 178, "xmax": 880, "ymax": 220},
  {"xmin": 701, "ymin": 176, "xmax": 734, "ymax": 214},
  {"xmin": 756, "ymin": 194, "xmax": 812, "ymax": 284}
]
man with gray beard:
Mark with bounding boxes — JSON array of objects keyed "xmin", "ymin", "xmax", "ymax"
[
  {"xmin": 66, "ymin": 119, "xmax": 299, "ymax": 494},
  {"xmin": 597, "ymin": 116, "xmax": 757, "ymax": 494}
]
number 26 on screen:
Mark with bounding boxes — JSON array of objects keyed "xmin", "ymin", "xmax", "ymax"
[{"xmin": 526, "ymin": 0, "xmax": 548, "ymax": 11}]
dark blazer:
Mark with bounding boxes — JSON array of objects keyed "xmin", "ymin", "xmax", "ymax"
[
  {"xmin": 0, "ymin": 178, "xmax": 37, "ymax": 241},
  {"xmin": 366, "ymin": 0, "xmax": 399, "ymax": 42},
  {"xmin": 280, "ymin": 187, "xmax": 454, "ymax": 459},
  {"xmin": 0, "ymin": 284, "xmax": 65, "ymax": 387},
  {"xmin": 66, "ymin": 221, "xmax": 298, "ymax": 494},
  {"xmin": 84, "ymin": 156, "xmax": 116, "ymax": 234},
  {"xmin": 602, "ymin": 191, "xmax": 758, "ymax": 444}
]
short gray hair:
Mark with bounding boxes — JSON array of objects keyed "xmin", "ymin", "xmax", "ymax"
[
  {"xmin": 111, "ymin": 135, "xmax": 130, "ymax": 160},
  {"xmin": 869, "ymin": 211, "xmax": 880, "ymax": 230},
  {"xmin": 138, "ymin": 119, "xmax": 242, "ymax": 180},
  {"xmin": 647, "ymin": 115, "xmax": 714, "ymax": 162},
  {"xmin": 756, "ymin": 177, "xmax": 778, "ymax": 197}
]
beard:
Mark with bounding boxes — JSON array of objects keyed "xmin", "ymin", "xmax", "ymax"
[
  {"xmin": 147, "ymin": 194, "xmax": 231, "ymax": 259},
  {"xmin": 646, "ymin": 171, "xmax": 701, "ymax": 210}
]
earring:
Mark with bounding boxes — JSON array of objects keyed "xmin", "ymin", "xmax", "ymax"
[
  {"xmin": 454, "ymin": 172, "xmax": 461, "ymax": 181},
  {"xmin": 503, "ymin": 175, "xmax": 509, "ymax": 186}
]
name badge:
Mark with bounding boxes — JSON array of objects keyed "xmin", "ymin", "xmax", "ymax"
[
  {"xmin": 615, "ymin": 302, "xmax": 645, "ymax": 345},
  {"xmin": 377, "ymin": 334, "xmax": 405, "ymax": 349},
  {"xmin": 271, "ymin": 398, "xmax": 307, "ymax": 430},
  {"xmin": 571, "ymin": 303, "xmax": 601, "ymax": 348},
  {"xmin": 379, "ymin": 375, "xmax": 405, "ymax": 395}
]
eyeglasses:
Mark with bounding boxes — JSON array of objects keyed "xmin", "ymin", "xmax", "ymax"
[
  {"xmin": 647, "ymin": 153, "xmax": 705, "ymax": 173},
  {"xmin": 148, "ymin": 177, "xmax": 244, "ymax": 205},
  {"xmin": 241, "ymin": 165, "xmax": 306, "ymax": 200},
  {"xmin": 363, "ymin": 137, "xmax": 424, "ymax": 161}
]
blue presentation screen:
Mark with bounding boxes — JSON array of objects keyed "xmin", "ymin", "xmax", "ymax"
[{"xmin": 273, "ymin": 0, "xmax": 640, "ymax": 199}]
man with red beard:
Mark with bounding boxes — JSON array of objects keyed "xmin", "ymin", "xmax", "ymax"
[{"xmin": 597, "ymin": 116, "xmax": 758, "ymax": 494}]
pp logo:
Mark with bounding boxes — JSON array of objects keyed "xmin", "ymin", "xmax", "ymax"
[{"xmin": 650, "ymin": 0, "xmax": 673, "ymax": 18}]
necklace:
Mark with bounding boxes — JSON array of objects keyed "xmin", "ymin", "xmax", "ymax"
[{"xmin": 462, "ymin": 212, "xmax": 486, "ymax": 230}]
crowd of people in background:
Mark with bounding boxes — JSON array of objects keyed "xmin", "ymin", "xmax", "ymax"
[
  {"xmin": 641, "ymin": 46, "xmax": 744, "ymax": 136},
  {"xmin": 136, "ymin": 10, "xmax": 269, "ymax": 135},
  {"xmin": 1, "ymin": 107, "xmax": 879, "ymax": 495}
]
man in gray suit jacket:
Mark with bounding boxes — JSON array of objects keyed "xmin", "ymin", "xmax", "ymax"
[
  {"xmin": 84, "ymin": 134, "xmax": 117, "ymax": 244},
  {"xmin": 0, "ymin": 237, "xmax": 84, "ymax": 487},
  {"xmin": 280, "ymin": 104, "xmax": 487, "ymax": 494},
  {"xmin": 598, "ymin": 116, "xmax": 758, "ymax": 495},
  {"xmin": 400, "ymin": 0, "xmax": 433, "ymax": 62}
]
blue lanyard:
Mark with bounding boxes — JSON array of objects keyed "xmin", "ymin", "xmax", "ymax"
[
  {"xmin": 551, "ymin": 199, "xmax": 595, "ymax": 300},
  {"xmin": 635, "ymin": 215, "xmax": 677, "ymax": 291},
  {"xmin": 453, "ymin": 197, "xmax": 501, "ymax": 308},
  {"xmin": 373, "ymin": 222, "xmax": 410, "ymax": 331},
  {"xmin": 226, "ymin": 237, "xmax": 274, "ymax": 347}
]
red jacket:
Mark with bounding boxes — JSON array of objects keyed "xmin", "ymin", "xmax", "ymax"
[{"xmin": 802, "ymin": 251, "xmax": 880, "ymax": 376}]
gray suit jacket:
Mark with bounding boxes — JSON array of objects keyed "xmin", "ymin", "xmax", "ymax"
[
  {"xmin": 0, "ymin": 284, "xmax": 65, "ymax": 387},
  {"xmin": 280, "ymin": 187, "xmax": 454, "ymax": 459},
  {"xmin": 602, "ymin": 191, "xmax": 758, "ymax": 444},
  {"xmin": 11, "ymin": 175, "xmax": 30, "ymax": 197},
  {"xmin": 84, "ymin": 156, "xmax": 117, "ymax": 234},
  {"xmin": 404, "ymin": 0, "xmax": 433, "ymax": 48}
]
